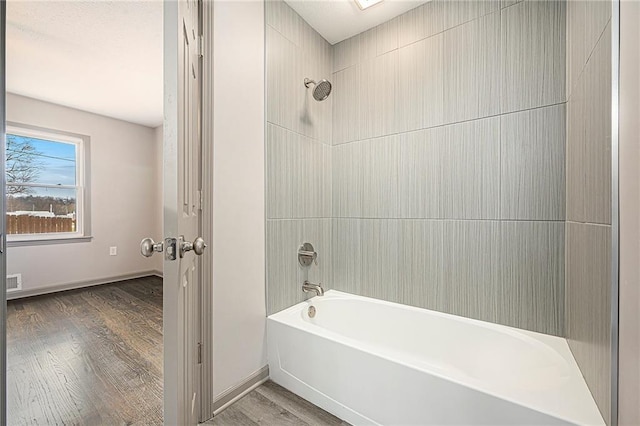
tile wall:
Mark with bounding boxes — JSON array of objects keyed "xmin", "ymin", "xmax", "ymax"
[
  {"xmin": 330, "ymin": 0, "xmax": 567, "ymax": 336},
  {"xmin": 565, "ymin": 0, "xmax": 612, "ymax": 422}
]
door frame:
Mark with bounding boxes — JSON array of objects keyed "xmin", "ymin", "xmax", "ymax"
[
  {"xmin": 199, "ymin": 0, "xmax": 215, "ymax": 421},
  {"xmin": 0, "ymin": 1, "xmax": 6, "ymax": 424}
]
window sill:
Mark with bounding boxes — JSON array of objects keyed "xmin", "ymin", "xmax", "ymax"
[{"xmin": 8, "ymin": 236, "xmax": 93, "ymax": 247}]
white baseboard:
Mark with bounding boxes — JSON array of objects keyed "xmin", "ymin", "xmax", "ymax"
[
  {"xmin": 7, "ymin": 271, "xmax": 162, "ymax": 300},
  {"xmin": 211, "ymin": 366, "xmax": 270, "ymax": 417}
]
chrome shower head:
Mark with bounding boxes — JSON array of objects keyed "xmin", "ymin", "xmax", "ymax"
[{"xmin": 304, "ymin": 78, "xmax": 332, "ymax": 101}]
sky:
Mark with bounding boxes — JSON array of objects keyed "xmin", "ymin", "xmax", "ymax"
[
  {"xmin": 8, "ymin": 134, "xmax": 76, "ymax": 185},
  {"xmin": 7, "ymin": 134, "xmax": 77, "ymax": 199}
]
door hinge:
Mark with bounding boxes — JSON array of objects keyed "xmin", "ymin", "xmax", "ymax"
[
  {"xmin": 198, "ymin": 190, "xmax": 203, "ymax": 211},
  {"xmin": 197, "ymin": 342, "xmax": 202, "ymax": 364},
  {"xmin": 198, "ymin": 34, "xmax": 204, "ymax": 58}
]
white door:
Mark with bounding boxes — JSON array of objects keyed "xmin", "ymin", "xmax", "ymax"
[{"xmin": 158, "ymin": 0, "xmax": 202, "ymax": 424}]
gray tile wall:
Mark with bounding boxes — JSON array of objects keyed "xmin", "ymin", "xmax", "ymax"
[
  {"xmin": 266, "ymin": 1, "xmax": 334, "ymax": 314},
  {"xmin": 330, "ymin": 0, "xmax": 566, "ymax": 336},
  {"xmin": 266, "ymin": 3, "xmax": 613, "ymax": 422},
  {"xmin": 565, "ymin": 2, "xmax": 612, "ymax": 423}
]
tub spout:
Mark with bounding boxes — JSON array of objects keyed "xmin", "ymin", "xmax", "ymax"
[{"xmin": 302, "ymin": 280, "xmax": 324, "ymax": 296}]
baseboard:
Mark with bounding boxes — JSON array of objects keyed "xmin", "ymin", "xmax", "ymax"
[
  {"xmin": 6, "ymin": 271, "xmax": 161, "ymax": 300},
  {"xmin": 211, "ymin": 366, "xmax": 269, "ymax": 416},
  {"xmin": 152, "ymin": 269, "xmax": 163, "ymax": 278}
]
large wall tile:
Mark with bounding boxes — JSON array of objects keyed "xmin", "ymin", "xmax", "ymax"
[
  {"xmin": 267, "ymin": 219, "xmax": 332, "ymax": 314},
  {"xmin": 566, "ymin": 0, "xmax": 587, "ymax": 98},
  {"xmin": 501, "ymin": 0, "xmax": 566, "ymax": 113},
  {"xmin": 583, "ymin": 23, "xmax": 612, "ymax": 225},
  {"xmin": 443, "ymin": 0, "xmax": 500, "ymax": 30},
  {"xmin": 441, "ymin": 118, "xmax": 500, "ymax": 219},
  {"xmin": 267, "ymin": 27, "xmax": 301, "ymax": 133},
  {"xmin": 500, "ymin": 221, "xmax": 565, "ymax": 336},
  {"xmin": 266, "ymin": 0, "xmax": 302, "ymax": 46},
  {"xmin": 444, "ymin": 12, "xmax": 501, "ymax": 123},
  {"xmin": 359, "ymin": 219, "xmax": 401, "ymax": 303},
  {"xmin": 267, "ymin": 13, "xmax": 332, "ymax": 144},
  {"xmin": 332, "ymin": 219, "xmax": 401, "ymax": 303},
  {"xmin": 585, "ymin": 1, "xmax": 612, "ymax": 68},
  {"xmin": 397, "ymin": 34, "xmax": 444, "ymax": 132},
  {"xmin": 566, "ymin": 222, "xmax": 611, "ymax": 423},
  {"xmin": 300, "ymin": 21, "xmax": 333, "ymax": 143},
  {"xmin": 359, "ymin": 51, "xmax": 399, "ymax": 140},
  {"xmin": 332, "ymin": 142, "xmax": 363, "ymax": 217},
  {"xmin": 397, "ymin": 1, "xmax": 444, "ymax": 48},
  {"xmin": 398, "ymin": 128, "xmax": 444, "ymax": 219},
  {"xmin": 361, "ymin": 136, "xmax": 400, "ymax": 218},
  {"xmin": 501, "ymin": 105, "xmax": 566, "ymax": 220},
  {"xmin": 398, "ymin": 220, "xmax": 444, "ymax": 311},
  {"xmin": 332, "ymin": 66, "xmax": 361, "ymax": 145},
  {"xmin": 333, "ymin": 28, "xmax": 376, "ymax": 73},
  {"xmin": 267, "ymin": 124, "xmax": 331, "ymax": 219},
  {"xmin": 398, "ymin": 119, "xmax": 500, "ymax": 220},
  {"xmin": 566, "ymin": 75, "xmax": 586, "ymax": 222},
  {"xmin": 333, "ymin": 136, "xmax": 400, "ymax": 218},
  {"xmin": 375, "ymin": 17, "xmax": 398, "ymax": 56},
  {"xmin": 440, "ymin": 220, "xmax": 501, "ymax": 322},
  {"xmin": 332, "ymin": 218, "xmax": 363, "ymax": 295}
]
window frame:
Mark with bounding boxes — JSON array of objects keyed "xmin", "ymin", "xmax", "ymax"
[{"xmin": 6, "ymin": 122, "xmax": 92, "ymax": 246}]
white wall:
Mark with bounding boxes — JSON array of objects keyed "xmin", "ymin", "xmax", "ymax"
[
  {"xmin": 619, "ymin": 2, "xmax": 640, "ymax": 424},
  {"xmin": 211, "ymin": 0, "xmax": 267, "ymax": 399},
  {"xmin": 6, "ymin": 93, "xmax": 162, "ymax": 295},
  {"xmin": 152, "ymin": 125, "xmax": 163, "ymax": 273}
]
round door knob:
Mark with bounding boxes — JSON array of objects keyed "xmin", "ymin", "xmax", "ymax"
[
  {"xmin": 192, "ymin": 237, "xmax": 207, "ymax": 255},
  {"xmin": 141, "ymin": 238, "xmax": 163, "ymax": 257},
  {"xmin": 180, "ymin": 236, "xmax": 208, "ymax": 257}
]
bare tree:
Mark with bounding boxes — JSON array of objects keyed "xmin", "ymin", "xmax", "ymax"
[{"xmin": 6, "ymin": 135, "xmax": 43, "ymax": 195}]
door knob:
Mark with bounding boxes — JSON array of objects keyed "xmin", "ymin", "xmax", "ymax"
[
  {"xmin": 180, "ymin": 236, "xmax": 207, "ymax": 257},
  {"xmin": 141, "ymin": 238, "xmax": 164, "ymax": 257}
]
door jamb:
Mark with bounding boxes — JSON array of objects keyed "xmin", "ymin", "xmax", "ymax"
[
  {"xmin": 0, "ymin": 1, "xmax": 6, "ymax": 422},
  {"xmin": 199, "ymin": 0, "xmax": 215, "ymax": 421}
]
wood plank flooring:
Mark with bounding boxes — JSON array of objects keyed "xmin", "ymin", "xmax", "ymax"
[
  {"xmin": 205, "ymin": 381, "xmax": 349, "ymax": 426},
  {"xmin": 7, "ymin": 277, "xmax": 344, "ymax": 426},
  {"xmin": 6, "ymin": 276, "xmax": 164, "ymax": 425}
]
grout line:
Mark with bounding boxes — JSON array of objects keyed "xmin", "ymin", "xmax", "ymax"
[
  {"xmin": 267, "ymin": 217, "xmax": 565, "ymax": 223},
  {"xmin": 332, "ymin": 101, "xmax": 568, "ymax": 146},
  {"xmin": 565, "ymin": 220, "xmax": 612, "ymax": 228},
  {"xmin": 266, "ymin": 122, "xmax": 331, "ymax": 146},
  {"xmin": 567, "ymin": 17, "xmax": 612, "ymax": 100}
]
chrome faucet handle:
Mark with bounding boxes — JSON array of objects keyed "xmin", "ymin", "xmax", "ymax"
[{"xmin": 298, "ymin": 242, "xmax": 318, "ymax": 267}]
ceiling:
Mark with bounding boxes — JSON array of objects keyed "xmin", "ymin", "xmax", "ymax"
[
  {"xmin": 285, "ymin": 0, "xmax": 431, "ymax": 45},
  {"xmin": 6, "ymin": 0, "xmax": 163, "ymax": 128}
]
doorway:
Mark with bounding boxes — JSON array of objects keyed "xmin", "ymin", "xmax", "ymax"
[{"xmin": 2, "ymin": 0, "xmax": 212, "ymax": 424}]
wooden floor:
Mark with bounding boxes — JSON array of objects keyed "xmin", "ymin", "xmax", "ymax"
[
  {"xmin": 205, "ymin": 380, "xmax": 348, "ymax": 426},
  {"xmin": 7, "ymin": 276, "xmax": 343, "ymax": 426},
  {"xmin": 6, "ymin": 276, "xmax": 164, "ymax": 425}
]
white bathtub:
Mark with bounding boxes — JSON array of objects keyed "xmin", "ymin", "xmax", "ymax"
[{"xmin": 267, "ymin": 290, "xmax": 605, "ymax": 426}]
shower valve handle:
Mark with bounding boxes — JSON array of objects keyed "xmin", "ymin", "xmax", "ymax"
[{"xmin": 298, "ymin": 243, "xmax": 318, "ymax": 267}]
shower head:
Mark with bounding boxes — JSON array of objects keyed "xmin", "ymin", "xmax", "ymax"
[{"xmin": 304, "ymin": 78, "xmax": 332, "ymax": 101}]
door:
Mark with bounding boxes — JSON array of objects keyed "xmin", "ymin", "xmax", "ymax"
[
  {"xmin": 162, "ymin": 0, "xmax": 202, "ymax": 424},
  {"xmin": 0, "ymin": 1, "xmax": 6, "ymax": 425}
]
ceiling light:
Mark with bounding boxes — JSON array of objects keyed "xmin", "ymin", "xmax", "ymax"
[{"xmin": 354, "ymin": 0, "xmax": 383, "ymax": 10}]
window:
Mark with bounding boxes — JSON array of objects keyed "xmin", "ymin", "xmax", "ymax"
[{"xmin": 6, "ymin": 124, "xmax": 90, "ymax": 243}]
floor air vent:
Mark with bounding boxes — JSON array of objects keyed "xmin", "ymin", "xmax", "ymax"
[{"xmin": 7, "ymin": 274, "xmax": 22, "ymax": 292}]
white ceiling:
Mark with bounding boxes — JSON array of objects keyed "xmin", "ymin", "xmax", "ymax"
[
  {"xmin": 6, "ymin": 0, "xmax": 163, "ymax": 128},
  {"xmin": 285, "ymin": 0, "xmax": 431, "ymax": 45}
]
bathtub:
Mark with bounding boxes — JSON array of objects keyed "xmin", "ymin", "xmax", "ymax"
[{"xmin": 267, "ymin": 290, "xmax": 605, "ymax": 425}]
